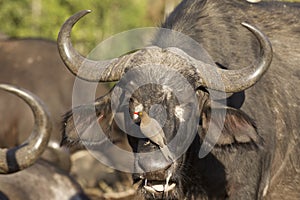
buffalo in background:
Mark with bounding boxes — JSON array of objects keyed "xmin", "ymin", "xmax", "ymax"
[
  {"xmin": 0, "ymin": 38, "xmax": 75, "ymax": 170},
  {"xmin": 0, "ymin": 38, "xmax": 131, "ymax": 199},
  {"xmin": 0, "ymin": 84, "xmax": 89, "ymax": 200},
  {"xmin": 0, "ymin": 38, "xmax": 111, "ymax": 170}
]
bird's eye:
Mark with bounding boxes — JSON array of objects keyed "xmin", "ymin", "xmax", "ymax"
[{"xmin": 144, "ymin": 140, "xmax": 151, "ymax": 146}]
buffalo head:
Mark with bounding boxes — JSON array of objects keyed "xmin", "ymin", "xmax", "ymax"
[{"xmin": 58, "ymin": 10, "xmax": 272, "ymax": 199}]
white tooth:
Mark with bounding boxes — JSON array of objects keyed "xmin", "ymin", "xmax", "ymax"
[
  {"xmin": 144, "ymin": 185, "xmax": 157, "ymax": 193},
  {"xmin": 152, "ymin": 184, "xmax": 165, "ymax": 192},
  {"xmin": 144, "ymin": 183, "xmax": 176, "ymax": 193},
  {"xmin": 165, "ymin": 172, "xmax": 172, "ymax": 192},
  {"xmin": 165, "ymin": 183, "xmax": 176, "ymax": 192}
]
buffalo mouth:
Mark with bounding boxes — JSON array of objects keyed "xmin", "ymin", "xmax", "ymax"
[
  {"xmin": 143, "ymin": 180, "xmax": 177, "ymax": 194},
  {"xmin": 134, "ymin": 174, "xmax": 177, "ymax": 196}
]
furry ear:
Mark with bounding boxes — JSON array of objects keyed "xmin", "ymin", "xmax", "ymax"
[
  {"xmin": 200, "ymin": 106, "xmax": 263, "ymax": 147},
  {"xmin": 60, "ymin": 95, "xmax": 113, "ymax": 147}
]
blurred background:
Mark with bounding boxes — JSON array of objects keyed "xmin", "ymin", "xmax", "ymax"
[
  {"xmin": 0, "ymin": 0, "xmax": 181, "ymax": 54},
  {"xmin": 0, "ymin": 0, "xmax": 298, "ymax": 53}
]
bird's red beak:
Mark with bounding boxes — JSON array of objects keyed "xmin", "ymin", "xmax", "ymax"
[{"xmin": 133, "ymin": 112, "xmax": 140, "ymax": 120}]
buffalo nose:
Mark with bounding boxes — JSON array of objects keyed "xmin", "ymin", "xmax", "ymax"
[{"xmin": 136, "ymin": 152, "xmax": 172, "ymax": 173}]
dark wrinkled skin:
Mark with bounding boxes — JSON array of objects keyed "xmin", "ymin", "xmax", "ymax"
[{"xmin": 61, "ymin": 0, "xmax": 300, "ymax": 199}]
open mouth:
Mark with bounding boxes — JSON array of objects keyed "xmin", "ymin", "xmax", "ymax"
[
  {"xmin": 143, "ymin": 179, "xmax": 177, "ymax": 193},
  {"xmin": 135, "ymin": 172, "xmax": 177, "ymax": 195}
]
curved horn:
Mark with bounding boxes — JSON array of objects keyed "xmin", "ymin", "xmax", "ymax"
[
  {"xmin": 0, "ymin": 84, "xmax": 51, "ymax": 174},
  {"xmin": 203, "ymin": 22, "xmax": 272, "ymax": 92},
  {"xmin": 58, "ymin": 11, "xmax": 272, "ymax": 91},
  {"xmin": 57, "ymin": 10, "xmax": 130, "ymax": 82}
]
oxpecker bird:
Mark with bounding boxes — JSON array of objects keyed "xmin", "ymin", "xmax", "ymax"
[{"xmin": 134, "ymin": 111, "xmax": 173, "ymax": 161}]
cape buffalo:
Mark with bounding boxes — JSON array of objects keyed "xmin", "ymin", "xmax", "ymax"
[
  {"xmin": 59, "ymin": 0, "xmax": 300, "ymax": 199},
  {"xmin": 0, "ymin": 84, "xmax": 89, "ymax": 200}
]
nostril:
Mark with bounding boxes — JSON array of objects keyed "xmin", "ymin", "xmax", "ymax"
[{"xmin": 132, "ymin": 173, "xmax": 144, "ymax": 184}]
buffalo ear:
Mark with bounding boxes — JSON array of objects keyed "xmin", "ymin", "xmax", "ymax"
[
  {"xmin": 60, "ymin": 95, "xmax": 112, "ymax": 147},
  {"xmin": 200, "ymin": 106, "xmax": 263, "ymax": 147}
]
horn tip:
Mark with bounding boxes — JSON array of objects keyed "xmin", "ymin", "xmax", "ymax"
[
  {"xmin": 81, "ymin": 9, "xmax": 92, "ymax": 16},
  {"xmin": 241, "ymin": 21, "xmax": 251, "ymax": 28},
  {"xmin": 76, "ymin": 10, "xmax": 92, "ymax": 18}
]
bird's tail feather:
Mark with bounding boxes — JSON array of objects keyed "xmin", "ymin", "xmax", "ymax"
[{"xmin": 160, "ymin": 146, "xmax": 173, "ymax": 161}]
